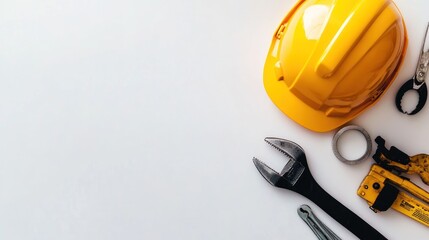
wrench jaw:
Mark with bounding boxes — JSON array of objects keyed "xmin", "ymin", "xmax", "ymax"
[
  {"xmin": 252, "ymin": 137, "xmax": 309, "ymax": 190},
  {"xmin": 252, "ymin": 157, "xmax": 283, "ymax": 187},
  {"xmin": 264, "ymin": 137, "xmax": 306, "ymax": 165},
  {"xmin": 253, "ymin": 137, "xmax": 387, "ymax": 239}
]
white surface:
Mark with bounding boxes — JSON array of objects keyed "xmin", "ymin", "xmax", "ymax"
[{"xmin": 0, "ymin": 0, "xmax": 428, "ymax": 239}]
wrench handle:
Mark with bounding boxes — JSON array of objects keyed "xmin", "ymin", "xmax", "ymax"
[{"xmin": 301, "ymin": 180, "xmax": 387, "ymax": 240}]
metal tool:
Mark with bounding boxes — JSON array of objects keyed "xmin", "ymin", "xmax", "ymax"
[
  {"xmin": 298, "ymin": 204, "xmax": 341, "ymax": 240},
  {"xmin": 373, "ymin": 136, "xmax": 429, "ymax": 185},
  {"xmin": 357, "ymin": 164, "xmax": 429, "ymax": 227},
  {"xmin": 396, "ymin": 23, "xmax": 429, "ymax": 115},
  {"xmin": 252, "ymin": 137, "xmax": 386, "ymax": 240}
]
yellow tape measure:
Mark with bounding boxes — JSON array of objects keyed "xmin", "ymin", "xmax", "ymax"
[{"xmin": 358, "ymin": 164, "xmax": 429, "ymax": 226}]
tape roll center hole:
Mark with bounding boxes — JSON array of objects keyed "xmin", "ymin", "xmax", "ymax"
[{"xmin": 336, "ymin": 130, "xmax": 368, "ymax": 161}]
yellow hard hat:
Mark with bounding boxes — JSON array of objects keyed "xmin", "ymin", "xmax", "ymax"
[{"xmin": 264, "ymin": 0, "xmax": 408, "ymax": 132}]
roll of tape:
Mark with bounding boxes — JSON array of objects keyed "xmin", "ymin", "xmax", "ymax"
[{"xmin": 332, "ymin": 125, "xmax": 372, "ymax": 164}]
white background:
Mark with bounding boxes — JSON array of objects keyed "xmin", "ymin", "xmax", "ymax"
[{"xmin": 0, "ymin": 0, "xmax": 428, "ymax": 239}]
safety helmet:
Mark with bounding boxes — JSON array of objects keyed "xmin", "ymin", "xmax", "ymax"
[{"xmin": 264, "ymin": 0, "xmax": 407, "ymax": 132}]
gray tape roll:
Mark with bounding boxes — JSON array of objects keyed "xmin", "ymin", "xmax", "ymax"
[{"xmin": 332, "ymin": 125, "xmax": 372, "ymax": 164}]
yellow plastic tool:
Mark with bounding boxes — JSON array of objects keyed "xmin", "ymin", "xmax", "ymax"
[
  {"xmin": 263, "ymin": 0, "xmax": 407, "ymax": 132},
  {"xmin": 358, "ymin": 164, "xmax": 429, "ymax": 227},
  {"xmin": 373, "ymin": 136, "xmax": 429, "ymax": 185},
  {"xmin": 377, "ymin": 153, "xmax": 429, "ymax": 185}
]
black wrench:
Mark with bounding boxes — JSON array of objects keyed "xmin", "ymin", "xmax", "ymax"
[{"xmin": 253, "ymin": 137, "xmax": 387, "ymax": 240}]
